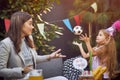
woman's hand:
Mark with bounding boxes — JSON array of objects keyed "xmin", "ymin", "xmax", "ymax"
[
  {"xmin": 22, "ymin": 65, "xmax": 33, "ymax": 74},
  {"xmin": 49, "ymin": 49, "xmax": 66, "ymax": 59},
  {"xmin": 79, "ymin": 33, "xmax": 90, "ymax": 43}
]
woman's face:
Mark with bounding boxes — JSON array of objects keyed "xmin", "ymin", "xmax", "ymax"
[
  {"xmin": 21, "ymin": 18, "xmax": 34, "ymax": 37},
  {"xmin": 96, "ymin": 31, "xmax": 106, "ymax": 45}
]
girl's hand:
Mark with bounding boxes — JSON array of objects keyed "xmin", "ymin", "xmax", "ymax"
[
  {"xmin": 49, "ymin": 49, "xmax": 66, "ymax": 59},
  {"xmin": 79, "ymin": 33, "xmax": 90, "ymax": 43},
  {"xmin": 72, "ymin": 41, "xmax": 82, "ymax": 47}
]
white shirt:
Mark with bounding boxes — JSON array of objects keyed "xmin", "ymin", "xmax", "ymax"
[{"xmin": 92, "ymin": 47, "xmax": 109, "ymax": 79}]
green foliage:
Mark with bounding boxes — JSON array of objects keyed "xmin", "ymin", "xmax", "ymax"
[
  {"xmin": 70, "ymin": 0, "xmax": 120, "ymax": 51},
  {"xmin": 69, "ymin": 0, "xmax": 94, "ymax": 16},
  {"xmin": 69, "ymin": 0, "xmax": 120, "ymax": 26},
  {"xmin": 0, "ymin": 0, "xmax": 57, "ymax": 18},
  {"xmin": 82, "ymin": 11, "xmax": 94, "ymax": 23},
  {"xmin": 0, "ymin": 0, "xmax": 63, "ymax": 54},
  {"xmin": 96, "ymin": 13, "xmax": 109, "ymax": 27},
  {"xmin": 33, "ymin": 23, "xmax": 63, "ymax": 54}
]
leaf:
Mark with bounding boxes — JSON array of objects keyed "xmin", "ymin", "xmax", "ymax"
[
  {"xmin": 96, "ymin": 13, "xmax": 109, "ymax": 26},
  {"xmin": 82, "ymin": 12, "xmax": 94, "ymax": 23}
]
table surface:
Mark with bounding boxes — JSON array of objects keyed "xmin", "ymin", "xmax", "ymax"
[{"xmin": 79, "ymin": 75, "xmax": 95, "ymax": 80}]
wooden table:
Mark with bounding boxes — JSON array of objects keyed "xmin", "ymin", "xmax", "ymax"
[{"xmin": 79, "ymin": 75, "xmax": 95, "ymax": 80}]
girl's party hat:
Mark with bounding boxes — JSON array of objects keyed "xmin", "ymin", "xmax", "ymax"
[{"xmin": 106, "ymin": 20, "xmax": 120, "ymax": 36}]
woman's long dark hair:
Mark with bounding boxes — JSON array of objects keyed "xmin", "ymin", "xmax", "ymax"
[{"xmin": 6, "ymin": 11, "xmax": 35, "ymax": 53}]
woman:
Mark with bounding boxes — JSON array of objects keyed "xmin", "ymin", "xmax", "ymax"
[{"xmin": 0, "ymin": 11, "xmax": 66, "ymax": 80}]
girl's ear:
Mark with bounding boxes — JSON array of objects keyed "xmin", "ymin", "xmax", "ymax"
[
  {"xmin": 107, "ymin": 36, "xmax": 111, "ymax": 41},
  {"xmin": 105, "ymin": 36, "xmax": 111, "ymax": 45}
]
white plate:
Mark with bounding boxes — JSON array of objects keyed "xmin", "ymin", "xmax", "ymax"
[{"xmin": 73, "ymin": 57, "xmax": 87, "ymax": 70}]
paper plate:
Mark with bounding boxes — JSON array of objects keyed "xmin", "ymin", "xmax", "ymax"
[{"xmin": 73, "ymin": 57, "xmax": 87, "ymax": 70}]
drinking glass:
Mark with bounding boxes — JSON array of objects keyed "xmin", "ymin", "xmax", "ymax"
[{"xmin": 29, "ymin": 69, "xmax": 43, "ymax": 80}]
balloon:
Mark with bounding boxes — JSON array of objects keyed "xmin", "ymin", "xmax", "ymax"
[{"xmin": 112, "ymin": 20, "xmax": 120, "ymax": 31}]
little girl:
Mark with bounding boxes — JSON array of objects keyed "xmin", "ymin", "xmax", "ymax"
[{"xmin": 73, "ymin": 29, "xmax": 119, "ymax": 80}]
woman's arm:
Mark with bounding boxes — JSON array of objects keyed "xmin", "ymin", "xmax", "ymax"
[
  {"xmin": 35, "ymin": 49, "xmax": 66, "ymax": 63},
  {"xmin": 0, "ymin": 40, "xmax": 24, "ymax": 78}
]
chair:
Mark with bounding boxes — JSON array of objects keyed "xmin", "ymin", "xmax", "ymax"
[{"xmin": 36, "ymin": 58, "xmax": 66, "ymax": 79}]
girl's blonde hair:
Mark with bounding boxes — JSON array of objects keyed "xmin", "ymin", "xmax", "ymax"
[{"xmin": 98, "ymin": 29, "xmax": 118, "ymax": 78}]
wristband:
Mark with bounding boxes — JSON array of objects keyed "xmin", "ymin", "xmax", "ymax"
[{"xmin": 22, "ymin": 68, "xmax": 25, "ymax": 74}]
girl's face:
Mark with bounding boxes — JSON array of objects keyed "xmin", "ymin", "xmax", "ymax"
[
  {"xmin": 21, "ymin": 18, "xmax": 34, "ymax": 37},
  {"xmin": 96, "ymin": 31, "xmax": 107, "ymax": 45}
]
